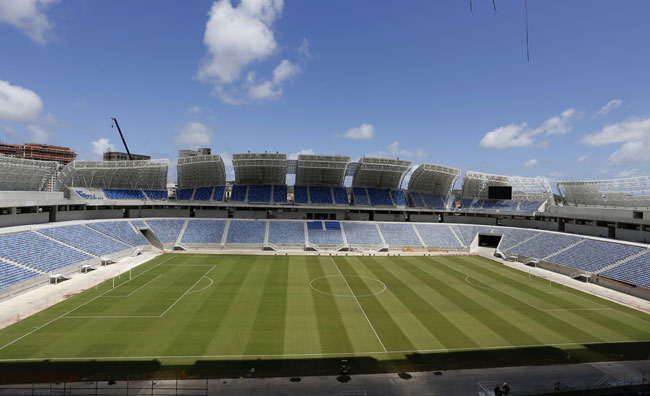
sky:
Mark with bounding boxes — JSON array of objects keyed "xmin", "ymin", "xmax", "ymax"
[{"xmin": 1, "ymin": 0, "xmax": 649, "ymax": 186}]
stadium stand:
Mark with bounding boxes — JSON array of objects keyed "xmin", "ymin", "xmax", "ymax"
[
  {"xmin": 38, "ymin": 225, "xmax": 131, "ymax": 256},
  {"xmin": 0, "ymin": 156, "xmax": 58, "ymax": 191},
  {"xmin": 367, "ymin": 188, "xmax": 393, "ymax": 206},
  {"xmin": 146, "ymin": 219, "xmax": 186, "ymax": 244},
  {"xmin": 181, "ymin": 219, "xmax": 226, "ymax": 244},
  {"xmin": 175, "ymin": 188, "xmax": 194, "ymax": 200},
  {"xmin": 416, "ymin": 224, "xmax": 463, "ymax": 247},
  {"xmin": 508, "ymin": 233, "xmax": 581, "ymax": 260},
  {"xmin": 308, "ymin": 221, "xmax": 344, "ymax": 245},
  {"xmin": 86, "ymin": 221, "xmax": 149, "ymax": 246},
  {"xmin": 144, "ymin": 190, "xmax": 168, "ymax": 200},
  {"xmin": 0, "ymin": 232, "xmax": 94, "ymax": 272},
  {"xmin": 103, "ymin": 189, "xmax": 146, "ymax": 200},
  {"xmin": 226, "ymin": 220, "xmax": 266, "ymax": 244},
  {"xmin": 130, "ymin": 220, "xmax": 147, "ymax": 228},
  {"xmin": 333, "ymin": 187, "xmax": 349, "ymax": 204},
  {"xmin": 379, "ymin": 223, "xmax": 422, "ymax": 246},
  {"xmin": 309, "ymin": 186, "xmax": 333, "ymax": 204},
  {"xmin": 231, "ymin": 185, "xmax": 247, "ymax": 202},
  {"xmin": 213, "ymin": 185, "xmax": 225, "ymax": 201},
  {"xmin": 247, "ymin": 185, "xmax": 271, "ymax": 203},
  {"xmin": 343, "ymin": 223, "xmax": 383, "ymax": 245},
  {"xmin": 452, "ymin": 225, "xmax": 494, "ymax": 246},
  {"xmin": 410, "ymin": 192, "xmax": 425, "ymax": 207},
  {"xmin": 176, "ymin": 155, "xmax": 226, "ymax": 191},
  {"xmin": 408, "ymin": 163, "xmax": 459, "ymax": 210},
  {"xmin": 547, "ymin": 240, "xmax": 645, "ymax": 273},
  {"xmin": 600, "ymin": 251, "xmax": 650, "ymax": 289},
  {"xmin": 0, "ymin": 259, "xmax": 41, "ymax": 290},
  {"xmin": 391, "ymin": 190, "xmax": 408, "ymax": 206},
  {"xmin": 193, "ymin": 186, "xmax": 214, "ymax": 201},
  {"xmin": 496, "ymin": 228, "xmax": 539, "ymax": 251},
  {"xmin": 558, "ymin": 176, "xmax": 650, "ymax": 208},
  {"xmin": 294, "ymin": 186, "xmax": 308, "ymax": 203},
  {"xmin": 353, "ymin": 188, "xmax": 370, "ymax": 205},
  {"xmin": 268, "ymin": 221, "xmax": 305, "ymax": 244},
  {"xmin": 76, "ymin": 189, "xmax": 102, "ymax": 199},
  {"xmin": 273, "ymin": 185, "xmax": 287, "ymax": 203},
  {"xmin": 422, "ymin": 194, "xmax": 447, "ymax": 209}
]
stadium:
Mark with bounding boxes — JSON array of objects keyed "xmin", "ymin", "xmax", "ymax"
[{"xmin": 0, "ymin": 151, "xmax": 649, "ymax": 393}]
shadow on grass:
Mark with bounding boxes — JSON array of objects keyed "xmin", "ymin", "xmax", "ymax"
[{"xmin": 2, "ymin": 341, "xmax": 649, "ymax": 384}]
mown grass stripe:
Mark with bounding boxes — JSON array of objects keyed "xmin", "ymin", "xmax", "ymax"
[{"xmin": 283, "ymin": 256, "xmax": 322, "ymax": 355}]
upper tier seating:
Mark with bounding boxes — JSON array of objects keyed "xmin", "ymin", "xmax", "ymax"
[
  {"xmin": 462, "ymin": 199, "xmax": 483, "ymax": 210},
  {"xmin": 76, "ymin": 190, "xmax": 100, "ymax": 199},
  {"xmin": 410, "ymin": 192, "xmax": 425, "ymax": 207},
  {"xmin": 309, "ymin": 186, "xmax": 333, "ymax": 204},
  {"xmin": 496, "ymin": 228, "xmax": 539, "ymax": 251},
  {"xmin": 0, "ymin": 259, "xmax": 41, "ymax": 290},
  {"xmin": 144, "ymin": 190, "xmax": 168, "ymax": 200},
  {"xmin": 294, "ymin": 186, "xmax": 308, "ymax": 203},
  {"xmin": 308, "ymin": 221, "xmax": 344, "ymax": 245},
  {"xmin": 176, "ymin": 188, "xmax": 194, "ymax": 200},
  {"xmin": 333, "ymin": 187, "xmax": 349, "ymax": 204},
  {"xmin": 422, "ymin": 194, "xmax": 447, "ymax": 209},
  {"xmin": 39, "ymin": 225, "xmax": 131, "ymax": 256},
  {"xmin": 343, "ymin": 223, "xmax": 383, "ymax": 245},
  {"xmin": 146, "ymin": 219, "xmax": 186, "ymax": 244},
  {"xmin": 452, "ymin": 225, "xmax": 494, "ymax": 246},
  {"xmin": 391, "ymin": 190, "xmax": 408, "ymax": 206},
  {"xmin": 231, "ymin": 185, "xmax": 247, "ymax": 202},
  {"xmin": 379, "ymin": 223, "xmax": 422, "ymax": 246},
  {"xmin": 226, "ymin": 220, "xmax": 266, "ymax": 244},
  {"xmin": 519, "ymin": 201, "xmax": 542, "ymax": 212},
  {"xmin": 548, "ymin": 240, "xmax": 644, "ymax": 273},
  {"xmin": 181, "ymin": 219, "xmax": 226, "ymax": 243},
  {"xmin": 353, "ymin": 188, "xmax": 369, "ymax": 205},
  {"xmin": 367, "ymin": 188, "xmax": 393, "ymax": 206},
  {"xmin": 0, "ymin": 232, "xmax": 94, "ymax": 272},
  {"xmin": 248, "ymin": 185, "xmax": 271, "ymax": 203},
  {"xmin": 600, "ymin": 251, "xmax": 650, "ymax": 289},
  {"xmin": 268, "ymin": 221, "xmax": 305, "ymax": 244},
  {"xmin": 508, "ymin": 233, "xmax": 581, "ymax": 259},
  {"xmin": 86, "ymin": 221, "xmax": 149, "ymax": 246},
  {"xmin": 213, "ymin": 186, "xmax": 225, "ymax": 201},
  {"xmin": 103, "ymin": 189, "xmax": 146, "ymax": 200},
  {"xmin": 193, "ymin": 186, "xmax": 214, "ymax": 201},
  {"xmin": 273, "ymin": 185, "xmax": 288, "ymax": 203},
  {"xmin": 416, "ymin": 224, "xmax": 463, "ymax": 247}
]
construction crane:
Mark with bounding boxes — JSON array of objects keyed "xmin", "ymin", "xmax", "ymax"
[{"xmin": 111, "ymin": 117, "xmax": 133, "ymax": 160}]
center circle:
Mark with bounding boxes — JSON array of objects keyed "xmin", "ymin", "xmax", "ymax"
[{"xmin": 309, "ymin": 275, "xmax": 387, "ymax": 298}]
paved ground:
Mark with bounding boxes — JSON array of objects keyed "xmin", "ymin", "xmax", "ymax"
[{"xmin": 1, "ymin": 360, "xmax": 648, "ymax": 395}]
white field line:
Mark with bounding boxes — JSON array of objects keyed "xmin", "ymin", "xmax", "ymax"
[
  {"xmin": 0, "ymin": 255, "xmax": 176, "ymax": 352},
  {"xmin": 101, "ymin": 274, "xmax": 161, "ymax": 298},
  {"xmin": 158, "ymin": 266, "xmax": 215, "ymax": 317},
  {"xmin": 187, "ymin": 276, "xmax": 214, "ymax": 295},
  {"xmin": 62, "ymin": 316, "xmax": 159, "ymax": 319},
  {"xmin": 1, "ymin": 339, "xmax": 649, "ymax": 362},
  {"xmin": 330, "ymin": 257, "xmax": 387, "ymax": 353}
]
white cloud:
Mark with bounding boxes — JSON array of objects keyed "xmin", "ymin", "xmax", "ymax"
[
  {"xmin": 480, "ymin": 108, "xmax": 578, "ymax": 149},
  {"xmin": 342, "ymin": 123, "xmax": 375, "ymax": 140},
  {"xmin": 615, "ymin": 168, "xmax": 640, "ymax": 178},
  {"xmin": 175, "ymin": 122, "xmax": 214, "ymax": 147},
  {"xmin": 367, "ymin": 141, "xmax": 428, "ymax": 158},
  {"xmin": 577, "ymin": 155, "xmax": 589, "ymax": 163},
  {"xmin": 1, "ymin": 125, "xmax": 17, "ymax": 138},
  {"xmin": 91, "ymin": 138, "xmax": 116, "ymax": 160},
  {"xmin": 26, "ymin": 124, "xmax": 52, "ymax": 143},
  {"xmin": 524, "ymin": 158, "xmax": 538, "ymax": 167},
  {"xmin": 595, "ymin": 99, "xmax": 622, "ymax": 117},
  {"xmin": 297, "ymin": 37, "xmax": 312, "ymax": 60},
  {"xmin": 0, "ymin": 80, "xmax": 43, "ymax": 122},
  {"xmin": 186, "ymin": 105, "xmax": 202, "ymax": 114},
  {"xmin": 0, "ymin": 0, "xmax": 58, "ymax": 44},
  {"xmin": 581, "ymin": 117, "xmax": 650, "ymax": 165},
  {"xmin": 288, "ymin": 148, "xmax": 314, "ymax": 160}
]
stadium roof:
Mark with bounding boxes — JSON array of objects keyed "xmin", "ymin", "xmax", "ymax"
[
  {"xmin": 407, "ymin": 163, "xmax": 460, "ymax": 198},
  {"xmin": 176, "ymin": 155, "xmax": 226, "ymax": 189},
  {"xmin": 56, "ymin": 159, "xmax": 168, "ymax": 190},
  {"xmin": 461, "ymin": 171, "xmax": 553, "ymax": 202},
  {"xmin": 0, "ymin": 155, "xmax": 58, "ymax": 191},
  {"xmin": 232, "ymin": 153, "xmax": 287, "ymax": 185},
  {"xmin": 558, "ymin": 176, "xmax": 650, "ymax": 208},
  {"xmin": 352, "ymin": 157, "xmax": 412, "ymax": 189},
  {"xmin": 295, "ymin": 154, "xmax": 350, "ymax": 186}
]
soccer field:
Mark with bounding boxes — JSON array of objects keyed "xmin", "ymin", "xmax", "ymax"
[{"xmin": 0, "ymin": 253, "xmax": 649, "ymax": 379}]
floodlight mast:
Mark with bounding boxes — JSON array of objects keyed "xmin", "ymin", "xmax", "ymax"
[{"xmin": 111, "ymin": 117, "xmax": 133, "ymax": 161}]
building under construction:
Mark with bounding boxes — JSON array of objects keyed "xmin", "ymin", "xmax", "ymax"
[{"xmin": 0, "ymin": 143, "xmax": 77, "ymax": 164}]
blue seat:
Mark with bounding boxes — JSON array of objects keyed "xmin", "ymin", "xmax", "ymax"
[
  {"xmin": 268, "ymin": 221, "xmax": 305, "ymax": 244},
  {"xmin": 294, "ymin": 186, "xmax": 308, "ymax": 203},
  {"xmin": 146, "ymin": 219, "xmax": 186, "ymax": 244},
  {"xmin": 181, "ymin": 220, "xmax": 226, "ymax": 243},
  {"xmin": 39, "ymin": 225, "xmax": 132, "ymax": 256},
  {"xmin": 193, "ymin": 187, "xmax": 214, "ymax": 201},
  {"xmin": 176, "ymin": 188, "xmax": 194, "ymax": 200},
  {"xmin": 344, "ymin": 223, "xmax": 382, "ymax": 245},
  {"xmin": 103, "ymin": 189, "xmax": 146, "ymax": 200},
  {"xmin": 248, "ymin": 185, "xmax": 271, "ymax": 203},
  {"xmin": 273, "ymin": 185, "xmax": 288, "ymax": 203},
  {"xmin": 226, "ymin": 220, "xmax": 266, "ymax": 243},
  {"xmin": 86, "ymin": 221, "xmax": 149, "ymax": 246},
  {"xmin": 144, "ymin": 190, "xmax": 168, "ymax": 200},
  {"xmin": 367, "ymin": 188, "xmax": 393, "ymax": 206},
  {"xmin": 353, "ymin": 188, "xmax": 369, "ymax": 205},
  {"xmin": 213, "ymin": 186, "xmax": 225, "ymax": 201},
  {"xmin": 391, "ymin": 190, "xmax": 408, "ymax": 206},
  {"xmin": 333, "ymin": 187, "xmax": 349, "ymax": 204},
  {"xmin": 309, "ymin": 186, "xmax": 333, "ymax": 204},
  {"xmin": 231, "ymin": 185, "xmax": 247, "ymax": 201}
]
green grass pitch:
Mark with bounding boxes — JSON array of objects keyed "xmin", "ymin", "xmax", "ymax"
[{"xmin": 0, "ymin": 253, "xmax": 649, "ymax": 380}]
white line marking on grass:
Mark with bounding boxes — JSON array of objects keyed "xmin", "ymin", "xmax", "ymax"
[
  {"xmin": 158, "ymin": 266, "xmax": 215, "ymax": 317},
  {"xmin": 101, "ymin": 274, "xmax": 161, "ymax": 298},
  {"xmin": 187, "ymin": 276, "xmax": 214, "ymax": 295},
  {"xmin": 0, "ymin": 255, "xmax": 177, "ymax": 352},
  {"xmin": 330, "ymin": 257, "xmax": 387, "ymax": 353},
  {"xmin": 309, "ymin": 275, "xmax": 387, "ymax": 298},
  {"xmin": 62, "ymin": 316, "xmax": 159, "ymax": 319},
  {"xmin": 2, "ymin": 339, "xmax": 649, "ymax": 362}
]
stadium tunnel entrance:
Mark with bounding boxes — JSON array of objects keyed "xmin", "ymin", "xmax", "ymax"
[{"xmin": 478, "ymin": 233, "xmax": 501, "ymax": 248}]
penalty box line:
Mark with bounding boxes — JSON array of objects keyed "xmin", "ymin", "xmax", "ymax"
[
  {"xmin": 100, "ymin": 274, "xmax": 162, "ymax": 298},
  {"xmin": 0, "ymin": 255, "xmax": 177, "ymax": 352}
]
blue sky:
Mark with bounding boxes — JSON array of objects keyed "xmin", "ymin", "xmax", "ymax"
[{"xmin": 1, "ymin": 0, "xmax": 649, "ymax": 185}]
